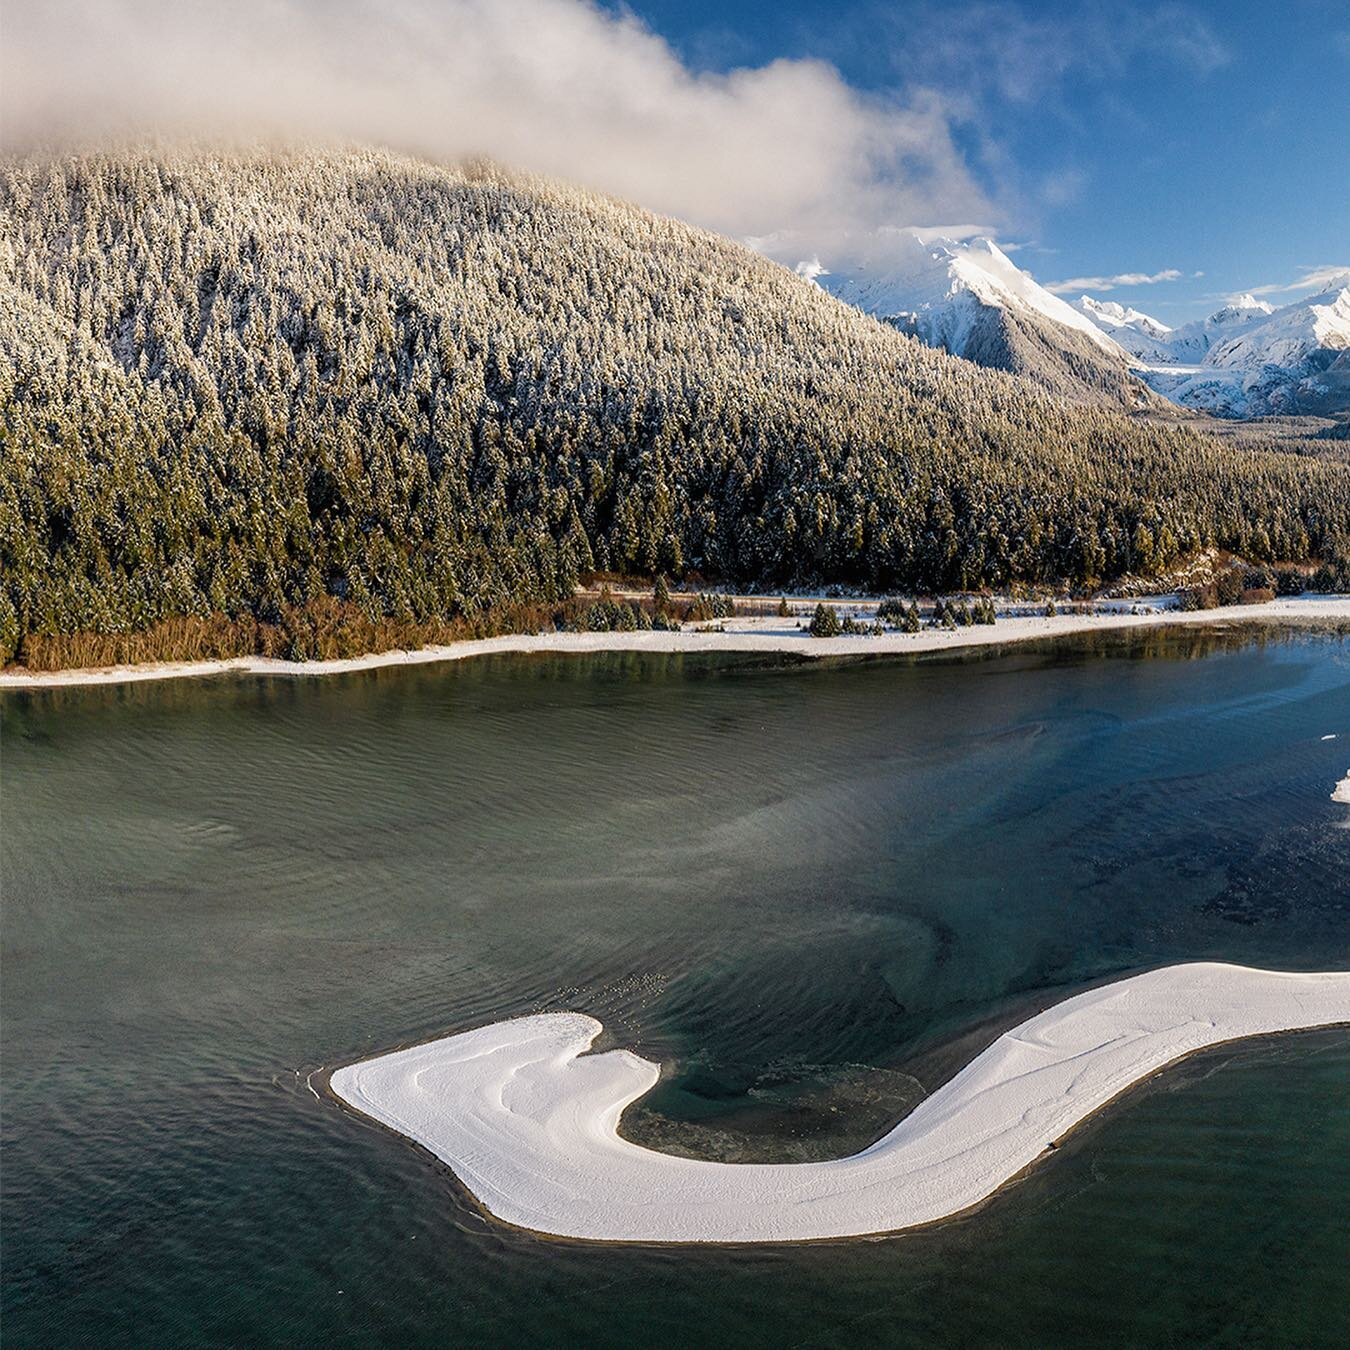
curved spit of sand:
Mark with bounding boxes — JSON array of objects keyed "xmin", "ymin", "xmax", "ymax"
[{"xmin": 330, "ymin": 962, "xmax": 1350, "ymax": 1244}]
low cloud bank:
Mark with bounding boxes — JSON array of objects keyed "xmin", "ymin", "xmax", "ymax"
[{"xmin": 2, "ymin": 0, "xmax": 995, "ymax": 255}]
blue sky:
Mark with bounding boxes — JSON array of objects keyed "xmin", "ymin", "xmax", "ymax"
[
  {"xmin": 7, "ymin": 0, "xmax": 1346, "ymax": 321},
  {"xmin": 609, "ymin": 0, "xmax": 1350, "ymax": 320}
]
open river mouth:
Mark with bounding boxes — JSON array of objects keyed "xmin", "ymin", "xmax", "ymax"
[{"xmin": 3, "ymin": 628, "xmax": 1348, "ymax": 1347}]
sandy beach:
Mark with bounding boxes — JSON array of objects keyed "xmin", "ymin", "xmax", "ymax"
[
  {"xmin": 3, "ymin": 595, "xmax": 1348, "ymax": 690},
  {"xmin": 329, "ymin": 963, "xmax": 1350, "ymax": 1244}
]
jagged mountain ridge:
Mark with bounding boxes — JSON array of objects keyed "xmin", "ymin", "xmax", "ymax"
[
  {"xmin": 1075, "ymin": 296, "xmax": 1175, "ymax": 361},
  {"xmin": 808, "ymin": 224, "xmax": 1350, "ymax": 420},
  {"xmin": 813, "ymin": 233, "xmax": 1146, "ymax": 406},
  {"xmin": 1076, "ymin": 285, "xmax": 1350, "ymax": 417}
]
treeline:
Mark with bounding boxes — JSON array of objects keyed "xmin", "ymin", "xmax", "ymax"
[{"xmin": 3, "ymin": 145, "xmax": 1349, "ymax": 666}]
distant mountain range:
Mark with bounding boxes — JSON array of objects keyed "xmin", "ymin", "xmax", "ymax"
[
  {"xmin": 1077, "ymin": 288, "xmax": 1350, "ymax": 418},
  {"xmin": 812, "ymin": 234, "xmax": 1350, "ymax": 419}
]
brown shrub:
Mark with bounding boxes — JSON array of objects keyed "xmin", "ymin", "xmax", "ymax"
[
  {"xmin": 1215, "ymin": 568, "xmax": 1245, "ymax": 606},
  {"xmin": 1177, "ymin": 584, "xmax": 1219, "ymax": 611},
  {"xmin": 7, "ymin": 599, "xmax": 572, "ymax": 673}
]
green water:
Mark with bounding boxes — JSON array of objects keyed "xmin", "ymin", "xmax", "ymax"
[{"xmin": 2, "ymin": 630, "xmax": 1348, "ymax": 1348}]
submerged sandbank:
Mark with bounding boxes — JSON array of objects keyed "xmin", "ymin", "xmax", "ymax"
[
  {"xmin": 329, "ymin": 962, "xmax": 1350, "ymax": 1244},
  {"xmin": 3, "ymin": 597, "xmax": 1349, "ymax": 689}
]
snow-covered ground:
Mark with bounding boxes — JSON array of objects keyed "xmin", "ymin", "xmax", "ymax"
[
  {"xmin": 1334, "ymin": 771, "xmax": 1350, "ymax": 805},
  {"xmin": 3, "ymin": 595, "xmax": 1347, "ymax": 689},
  {"xmin": 1136, "ymin": 362, "xmax": 1253, "ymax": 416},
  {"xmin": 328, "ymin": 963, "xmax": 1350, "ymax": 1243}
]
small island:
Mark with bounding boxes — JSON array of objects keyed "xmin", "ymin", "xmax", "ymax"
[{"xmin": 330, "ymin": 963, "xmax": 1350, "ymax": 1244}]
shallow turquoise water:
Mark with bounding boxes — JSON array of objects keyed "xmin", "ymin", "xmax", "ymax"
[{"xmin": 3, "ymin": 629, "xmax": 1348, "ymax": 1347}]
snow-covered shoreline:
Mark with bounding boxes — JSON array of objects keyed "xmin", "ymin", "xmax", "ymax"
[
  {"xmin": 1334, "ymin": 772, "xmax": 1350, "ymax": 805},
  {"xmin": 329, "ymin": 963, "xmax": 1350, "ymax": 1244},
  {"xmin": 3, "ymin": 596, "xmax": 1348, "ymax": 690}
]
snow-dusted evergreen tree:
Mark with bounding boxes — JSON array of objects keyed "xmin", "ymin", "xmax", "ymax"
[{"xmin": 1, "ymin": 144, "xmax": 1348, "ymax": 664}]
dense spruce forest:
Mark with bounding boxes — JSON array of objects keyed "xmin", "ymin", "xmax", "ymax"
[{"xmin": 2, "ymin": 145, "xmax": 1349, "ymax": 667}]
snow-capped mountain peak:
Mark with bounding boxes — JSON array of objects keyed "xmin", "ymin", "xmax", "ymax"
[
  {"xmin": 1076, "ymin": 282, "xmax": 1350, "ymax": 418},
  {"xmin": 1074, "ymin": 290, "xmax": 1288, "ymax": 366},
  {"xmin": 794, "ymin": 226, "xmax": 1350, "ymax": 419},
  {"xmin": 817, "ymin": 229, "xmax": 1123, "ymax": 359},
  {"xmin": 1203, "ymin": 296, "xmax": 1274, "ymax": 329},
  {"xmin": 1206, "ymin": 284, "xmax": 1350, "ymax": 372},
  {"xmin": 1072, "ymin": 296, "xmax": 1176, "ymax": 361},
  {"xmin": 1076, "ymin": 295, "xmax": 1173, "ymax": 338}
]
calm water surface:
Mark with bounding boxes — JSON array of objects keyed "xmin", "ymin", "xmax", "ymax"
[{"xmin": 3, "ymin": 629, "xmax": 1349, "ymax": 1348}]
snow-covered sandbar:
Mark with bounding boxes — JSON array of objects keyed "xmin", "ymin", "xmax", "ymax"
[
  {"xmin": 330, "ymin": 962, "xmax": 1350, "ymax": 1244},
  {"xmin": 3, "ymin": 596, "xmax": 1348, "ymax": 689}
]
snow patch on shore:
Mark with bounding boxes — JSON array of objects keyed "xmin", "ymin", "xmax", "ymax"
[
  {"xmin": 4, "ymin": 597, "xmax": 1348, "ymax": 690},
  {"xmin": 1333, "ymin": 772, "xmax": 1350, "ymax": 805},
  {"xmin": 330, "ymin": 963, "xmax": 1350, "ymax": 1244}
]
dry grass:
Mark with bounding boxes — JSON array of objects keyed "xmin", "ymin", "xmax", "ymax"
[{"xmin": 8, "ymin": 599, "xmax": 572, "ymax": 673}]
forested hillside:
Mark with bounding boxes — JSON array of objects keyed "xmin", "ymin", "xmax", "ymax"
[{"xmin": 2, "ymin": 145, "xmax": 1348, "ymax": 666}]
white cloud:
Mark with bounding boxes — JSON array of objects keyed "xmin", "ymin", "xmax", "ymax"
[
  {"xmin": 1239, "ymin": 265, "xmax": 1350, "ymax": 298},
  {"xmin": 0, "ymin": 0, "xmax": 996, "ymax": 254},
  {"xmin": 1039, "ymin": 169, "xmax": 1087, "ymax": 208},
  {"xmin": 1044, "ymin": 268, "xmax": 1184, "ymax": 294},
  {"xmin": 750, "ymin": 221, "xmax": 999, "ymax": 277}
]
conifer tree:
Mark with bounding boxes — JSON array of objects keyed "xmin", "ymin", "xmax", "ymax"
[
  {"xmin": 809, "ymin": 603, "xmax": 842, "ymax": 637},
  {"xmin": 1, "ymin": 144, "xmax": 1347, "ymax": 667}
]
